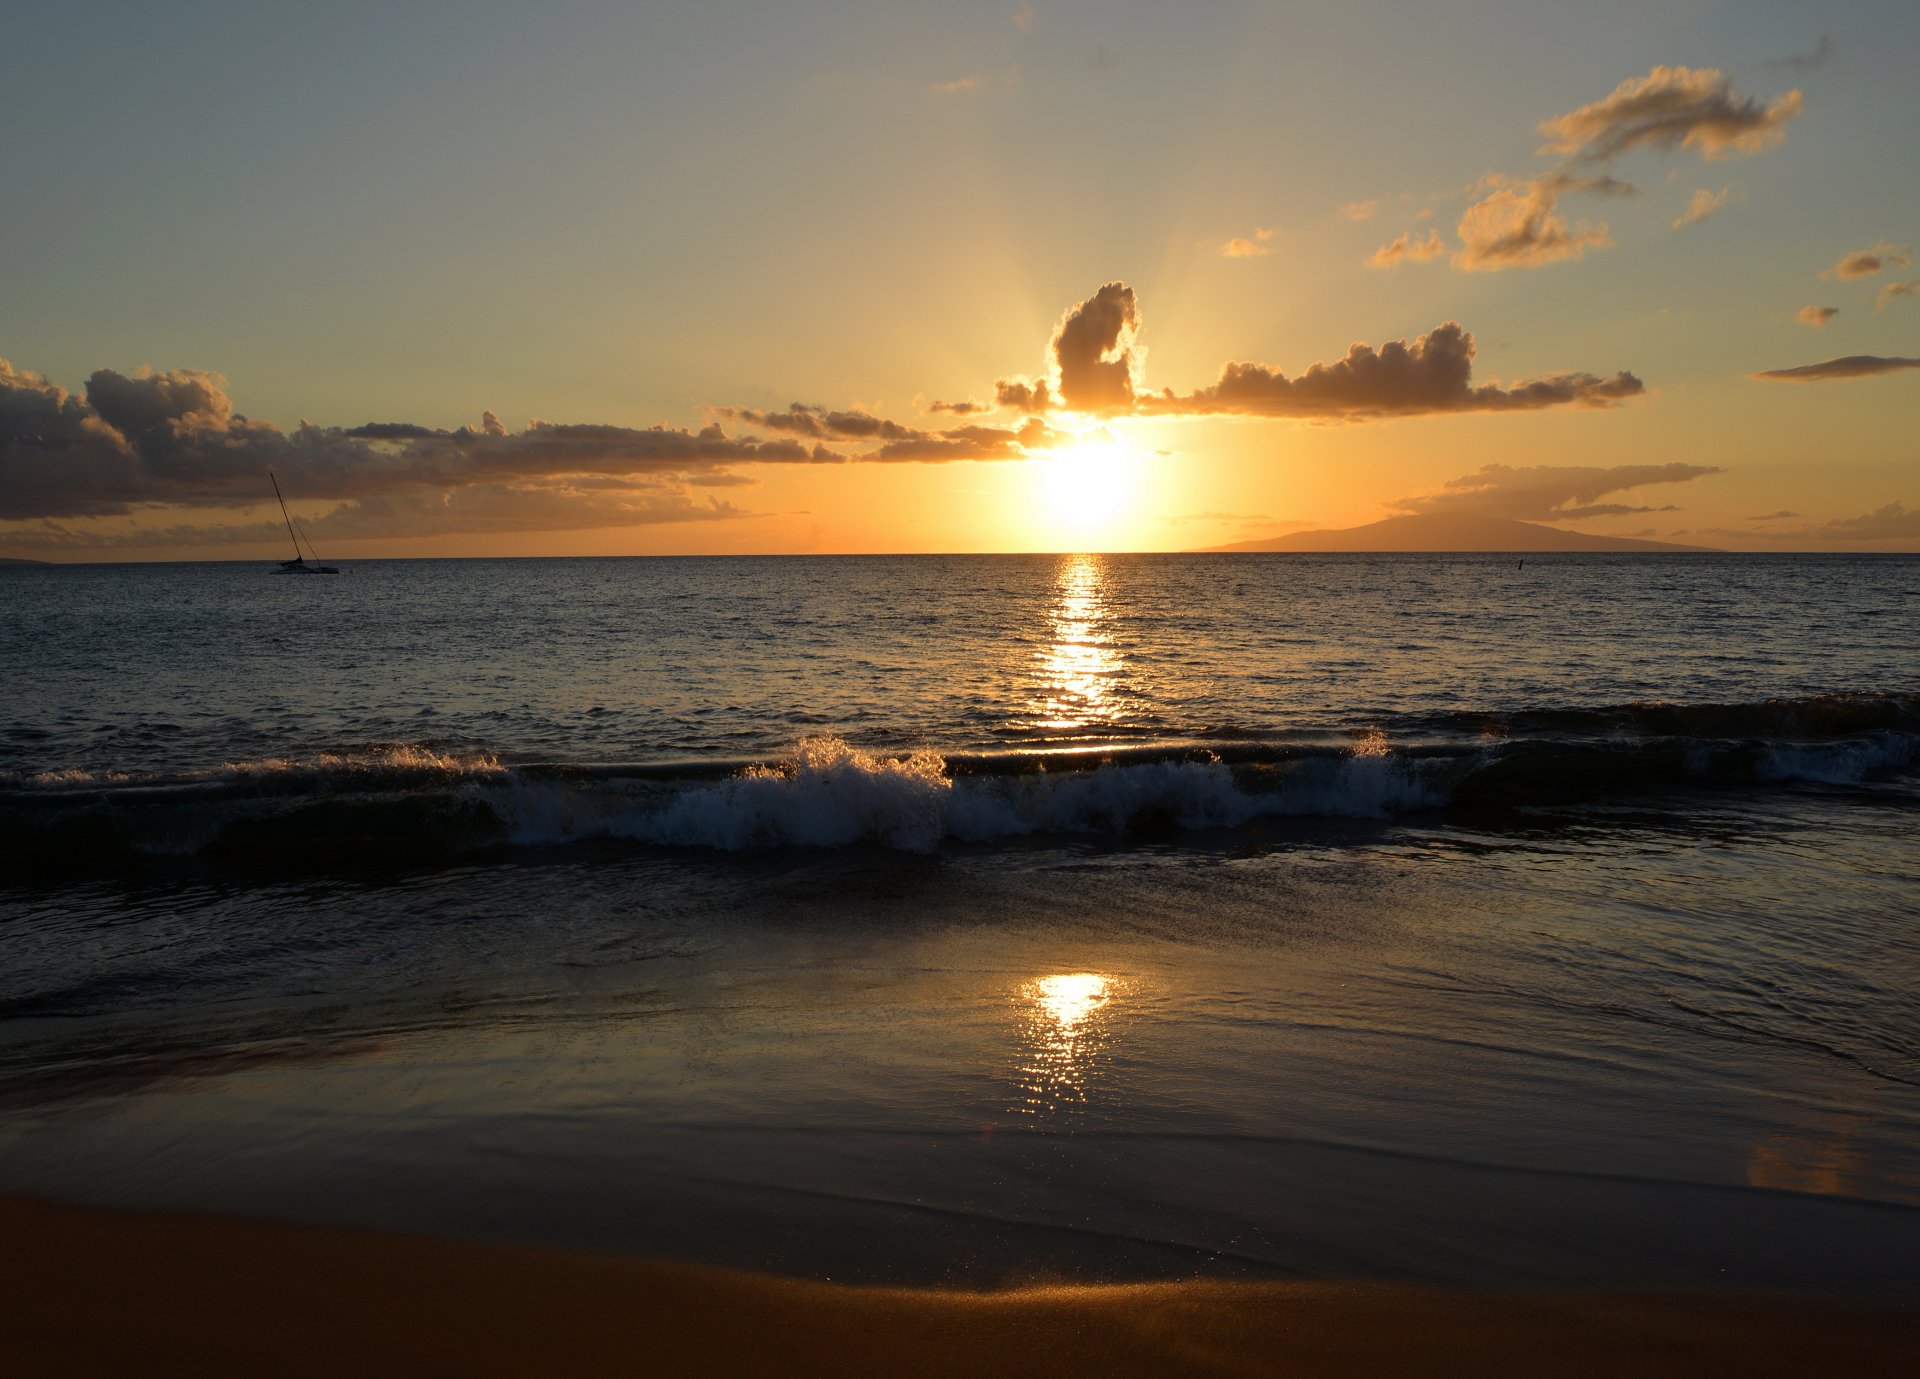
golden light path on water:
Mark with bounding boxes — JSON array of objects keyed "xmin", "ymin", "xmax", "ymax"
[
  {"xmin": 1010, "ymin": 972, "xmax": 1122, "ymax": 1117},
  {"xmin": 1029, "ymin": 554, "xmax": 1128, "ymax": 734}
]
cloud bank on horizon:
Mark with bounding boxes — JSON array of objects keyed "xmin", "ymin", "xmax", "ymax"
[{"xmin": 2, "ymin": 278, "xmax": 1647, "ymax": 547}]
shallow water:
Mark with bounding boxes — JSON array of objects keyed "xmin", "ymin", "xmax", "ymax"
[{"xmin": 2, "ymin": 554, "xmax": 1917, "ymax": 1288}]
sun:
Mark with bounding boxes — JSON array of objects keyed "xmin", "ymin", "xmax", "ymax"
[{"xmin": 1035, "ymin": 430, "xmax": 1141, "ymax": 540}]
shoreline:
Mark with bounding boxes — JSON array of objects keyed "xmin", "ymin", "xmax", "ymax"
[{"xmin": 6, "ymin": 1195, "xmax": 1916, "ymax": 1378}]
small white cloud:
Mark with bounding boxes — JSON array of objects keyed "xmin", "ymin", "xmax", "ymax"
[
  {"xmin": 1672, "ymin": 186, "xmax": 1732, "ymax": 230},
  {"xmin": 1367, "ymin": 228, "xmax": 1447, "ymax": 269}
]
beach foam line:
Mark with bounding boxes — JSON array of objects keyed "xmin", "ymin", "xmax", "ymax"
[{"xmin": 3, "ymin": 1194, "xmax": 1914, "ymax": 1378}]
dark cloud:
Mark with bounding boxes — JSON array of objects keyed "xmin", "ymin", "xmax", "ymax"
[
  {"xmin": 1762, "ymin": 34, "xmax": 1833, "ymax": 73},
  {"xmin": 1393, "ymin": 462, "xmax": 1719, "ymax": 521},
  {"xmin": 1539, "ymin": 65, "xmax": 1804, "ymax": 163},
  {"xmin": 928, "ymin": 398, "xmax": 987, "ymax": 415},
  {"xmin": 1823, "ymin": 242, "xmax": 1911, "ymax": 280},
  {"xmin": 995, "ymin": 283, "xmax": 1140, "ymax": 415},
  {"xmin": 722, "ymin": 403, "xmax": 928, "ymax": 443},
  {"xmin": 1795, "ymin": 305, "xmax": 1839, "ymax": 328},
  {"xmin": 1748, "ymin": 510, "xmax": 1798, "ymax": 520},
  {"xmin": 1052, "ymin": 281, "xmax": 1140, "ymax": 411},
  {"xmin": 994, "ymin": 377, "xmax": 1053, "ymax": 412},
  {"xmin": 0, "ymin": 357, "xmax": 839, "ymax": 526},
  {"xmin": 1751, "ymin": 355, "xmax": 1920, "ymax": 382},
  {"xmin": 342, "ymin": 422, "xmax": 447, "ymax": 441},
  {"xmin": 1154, "ymin": 323, "xmax": 1643, "ymax": 419}
]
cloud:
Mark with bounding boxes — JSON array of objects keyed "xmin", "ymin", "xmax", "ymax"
[
  {"xmin": 1820, "ymin": 501, "xmax": 1920, "ymax": 540},
  {"xmin": 1823, "ymin": 242, "xmax": 1912, "ymax": 280},
  {"xmin": 1051, "ymin": 283, "xmax": 1141, "ymax": 409},
  {"xmin": 1367, "ymin": 228, "xmax": 1446, "ymax": 268},
  {"xmin": 1795, "ymin": 305, "xmax": 1839, "ymax": 327},
  {"xmin": 1877, "ymin": 279, "xmax": 1918, "ymax": 311},
  {"xmin": 1762, "ymin": 34, "xmax": 1832, "ymax": 73},
  {"xmin": 0, "ymin": 351, "xmax": 1067, "ymax": 537},
  {"xmin": 1453, "ymin": 178, "xmax": 1612, "ymax": 271},
  {"xmin": 986, "ymin": 284, "xmax": 1641, "ymax": 421},
  {"xmin": 1342, "ymin": 199, "xmax": 1381, "ymax": 222},
  {"xmin": 857, "ymin": 417, "xmax": 1062, "ymax": 462},
  {"xmin": 1358, "ymin": 65, "xmax": 1791, "ymax": 281},
  {"xmin": 6, "ymin": 279, "xmax": 1651, "ymax": 547},
  {"xmin": 1013, "ymin": 3, "xmax": 1036, "ymax": 33},
  {"xmin": 720, "ymin": 403, "xmax": 927, "ymax": 443},
  {"xmin": 1393, "ymin": 462, "xmax": 1719, "ymax": 522},
  {"xmin": 1748, "ymin": 510, "xmax": 1797, "ymax": 520},
  {"xmin": 994, "ymin": 377, "xmax": 1052, "ymax": 412},
  {"xmin": 1158, "ymin": 322, "xmax": 1643, "ymax": 420},
  {"xmin": 931, "ymin": 75, "xmax": 984, "ymax": 94},
  {"xmin": 1538, "ymin": 65, "xmax": 1804, "ymax": 163},
  {"xmin": 1752, "ymin": 355, "xmax": 1920, "ymax": 382},
  {"xmin": 1220, "ymin": 227, "xmax": 1275, "ymax": 258},
  {"xmin": 1672, "ymin": 186, "xmax": 1732, "ymax": 229},
  {"xmin": 995, "ymin": 282, "xmax": 1140, "ymax": 414}
]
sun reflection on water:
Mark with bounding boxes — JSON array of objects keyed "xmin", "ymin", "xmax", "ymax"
[
  {"xmin": 1011, "ymin": 971, "xmax": 1120, "ymax": 1117},
  {"xmin": 1029, "ymin": 554, "xmax": 1128, "ymax": 734}
]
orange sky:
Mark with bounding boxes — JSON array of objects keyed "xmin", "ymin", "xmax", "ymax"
[{"xmin": 2, "ymin": 6, "xmax": 1915, "ymax": 558}]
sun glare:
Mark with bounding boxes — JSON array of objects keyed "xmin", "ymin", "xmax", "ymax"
[{"xmin": 1035, "ymin": 432, "xmax": 1140, "ymax": 541}]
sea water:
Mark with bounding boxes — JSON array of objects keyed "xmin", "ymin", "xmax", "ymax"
[{"xmin": 2, "ymin": 553, "xmax": 1917, "ymax": 1288}]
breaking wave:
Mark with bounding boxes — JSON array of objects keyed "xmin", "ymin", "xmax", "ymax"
[{"xmin": 3, "ymin": 693, "xmax": 1916, "ymax": 875}]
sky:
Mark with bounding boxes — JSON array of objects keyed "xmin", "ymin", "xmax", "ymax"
[{"xmin": 2, "ymin": 0, "xmax": 1916, "ymax": 558}]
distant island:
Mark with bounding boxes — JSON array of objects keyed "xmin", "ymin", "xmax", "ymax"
[
  {"xmin": 0, "ymin": 556, "xmax": 52, "ymax": 566},
  {"xmin": 1205, "ymin": 513, "xmax": 1719, "ymax": 553}
]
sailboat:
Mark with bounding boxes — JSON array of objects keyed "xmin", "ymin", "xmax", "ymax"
[{"xmin": 270, "ymin": 472, "xmax": 339, "ymax": 574}]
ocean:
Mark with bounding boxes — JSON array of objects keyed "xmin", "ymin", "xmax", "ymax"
[{"xmin": 3, "ymin": 552, "xmax": 1918, "ymax": 1290}]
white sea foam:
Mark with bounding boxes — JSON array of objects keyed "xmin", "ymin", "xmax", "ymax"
[
  {"xmin": 215, "ymin": 745, "xmax": 506, "ymax": 781},
  {"xmin": 473, "ymin": 736, "xmax": 1453, "ymax": 853},
  {"xmin": 1758, "ymin": 733, "xmax": 1919, "ymax": 785}
]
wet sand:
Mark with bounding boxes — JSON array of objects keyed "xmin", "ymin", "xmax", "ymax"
[{"xmin": 6, "ymin": 1195, "xmax": 1915, "ymax": 1378}]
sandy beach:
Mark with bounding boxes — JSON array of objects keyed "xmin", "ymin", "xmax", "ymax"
[{"xmin": 5, "ymin": 1194, "xmax": 1915, "ymax": 1378}]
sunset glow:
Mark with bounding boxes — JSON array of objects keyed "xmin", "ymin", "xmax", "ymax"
[
  {"xmin": 1, "ymin": 7, "xmax": 1915, "ymax": 559},
  {"xmin": 1035, "ymin": 431, "xmax": 1142, "ymax": 542},
  {"xmin": 9, "ymin": 13, "xmax": 1920, "ymax": 1368}
]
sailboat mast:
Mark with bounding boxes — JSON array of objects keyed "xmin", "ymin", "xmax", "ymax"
[{"xmin": 269, "ymin": 471, "xmax": 301, "ymax": 560}]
